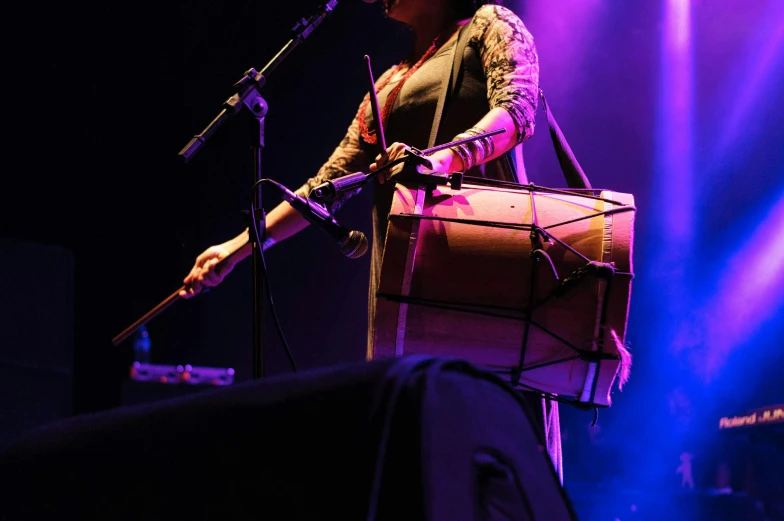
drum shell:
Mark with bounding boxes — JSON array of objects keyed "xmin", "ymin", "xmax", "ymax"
[{"xmin": 371, "ymin": 181, "xmax": 635, "ymax": 407}]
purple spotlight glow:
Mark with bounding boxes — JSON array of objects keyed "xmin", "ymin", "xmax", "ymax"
[
  {"xmin": 657, "ymin": 0, "xmax": 694, "ymax": 242},
  {"xmin": 713, "ymin": 3, "xmax": 784, "ymax": 159},
  {"xmin": 670, "ymin": 191, "xmax": 784, "ymax": 381},
  {"xmin": 699, "ymin": 192, "xmax": 784, "ymax": 381},
  {"xmin": 648, "ymin": 0, "xmax": 695, "ymax": 347},
  {"xmin": 667, "ymin": 0, "xmax": 692, "ymax": 50},
  {"xmin": 521, "ymin": 0, "xmax": 605, "ymax": 95}
]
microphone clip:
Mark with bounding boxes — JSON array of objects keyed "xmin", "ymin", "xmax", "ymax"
[
  {"xmin": 397, "ymin": 148, "xmax": 464, "ymax": 190},
  {"xmin": 400, "ymin": 147, "xmax": 433, "ymax": 171}
]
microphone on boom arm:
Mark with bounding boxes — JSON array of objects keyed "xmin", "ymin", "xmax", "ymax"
[{"xmin": 267, "ymin": 180, "xmax": 368, "ymax": 259}]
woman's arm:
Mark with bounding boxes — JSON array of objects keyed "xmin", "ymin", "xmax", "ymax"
[
  {"xmin": 180, "ymin": 113, "xmax": 371, "ymax": 297},
  {"xmin": 372, "ymin": 6, "xmax": 539, "ymax": 177},
  {"xmin": 475, "ymin": 4, "xmax": 540, "ymax": 151},
  {"xmin": 409, "ymin": 107, "xmax": 520, "ymax": 176}
]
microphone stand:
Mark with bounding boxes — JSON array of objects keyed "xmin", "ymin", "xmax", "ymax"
[{"xmin": 177, "ymin": 0, "xmax": 339, "ymax": 380}]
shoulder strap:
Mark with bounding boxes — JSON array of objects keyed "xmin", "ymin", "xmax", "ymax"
[
  {"xmin": 539, "ymin": 89, "xmax": 592, "ymax": 189},
  {"xmin": 428, "ymin": 22, "xmax": 592, "ymax": 190},
  {"xmin": 428, "ymin": 21, "xmax": 472, "ymax": 148}
]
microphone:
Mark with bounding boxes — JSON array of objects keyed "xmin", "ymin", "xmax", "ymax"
[
  {"xmin": 311, "ymin": 150, "xmax": 433, "ymax": 201},
  {"xmin": 310, "ymin": 172, "xmax": 370, "ymax": 201},
  {"xmin": 268, "ymin": 180, "xmax": 368, "ymax": 259}
]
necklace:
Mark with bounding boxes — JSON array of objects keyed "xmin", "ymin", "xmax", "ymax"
[{"xmin": 357, "ymin": 37, "xmax": 441, "ymax": 146}]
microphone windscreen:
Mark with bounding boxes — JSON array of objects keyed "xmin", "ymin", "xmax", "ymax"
[{"xmin": 341, "ymin": 230, "xmax": 369, "ymax": 259}]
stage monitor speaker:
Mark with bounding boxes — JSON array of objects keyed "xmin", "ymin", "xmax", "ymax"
[
  {"xmin": 0, "ymin": 355, "xmax": 578, "ymax": 521},
  {"xmin": 0, "ymin": 239, "xmax": 73, "ymax": 452}
]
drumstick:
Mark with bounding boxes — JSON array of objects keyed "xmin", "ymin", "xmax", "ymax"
[
  {"xmin": 111, "ymin": 288, "xmax": 183, "ymax": 347},
  {"xmin": 111, "ymin": 245, "xmax": 246, "ymax": 347},
  {"xmin": 365, "ymin": 55, "xmax": 387, "ymax": 152}
]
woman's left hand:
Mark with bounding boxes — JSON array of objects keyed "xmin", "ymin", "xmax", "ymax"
[
  {"xmin": 369, "ymin": 143, "xmax": 461, "ymax": 184},
  {"xmin": 369, "ymin": 142, "xmax": 410, "ymax": 184}
]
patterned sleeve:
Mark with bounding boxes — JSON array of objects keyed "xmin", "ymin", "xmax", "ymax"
[
  {"xmin": 295, "ymin": 112, "xmax": 371, "ymax": 212},
  {"xmin": 469, "ymin": 4, "xmax": 540, "ymax": 144}
]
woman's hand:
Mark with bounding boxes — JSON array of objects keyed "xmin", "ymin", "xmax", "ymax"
[
  {"xmin": 417, "ymin": 147, "xmax": 461, "ymax": 175},
  {"xmin": 368, "ymin": 142, "xmax": 462, "ymax": 184},
  {"xmin": 179, "ymin": 243, "xmax": 240, "ymax": 299},
  {"xmin": 368, "ymin": 142, "xmax": 409, "ymax": 184}
]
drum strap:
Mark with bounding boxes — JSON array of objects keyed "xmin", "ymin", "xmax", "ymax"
[
  {"xmin": 538, "ymin": 90, "xmax": 593, "ymax": 189},
  {"xmin": 427, "ymin": 16, "xmax": 592, "ymax": 192},
  {"xmin": 395, "ymin": 16, "xmax": 472, "ymax": 355},
  {"xmin": 427, "ymin": 18, "xmax": 472, "ymax": 149}
]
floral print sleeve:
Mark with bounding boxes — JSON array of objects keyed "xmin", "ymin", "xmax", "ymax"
[
  {"xmin": 469, "ymin": 5, "xmax": 539, "ymax": 144},
  {"xmin": 294, "ymin": 113, "xmax": 371, "ymax": 211}
]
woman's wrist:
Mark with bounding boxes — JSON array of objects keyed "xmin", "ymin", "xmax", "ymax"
[
  {"xmin": 429, "ymin": 148, "xmax": 465, "ymax": 174},
  {"xmin": 450, "ymin": 127, "xmax": 494, "ymax": 171},
  {"xmin": 450, "ymin": 142, "xmax": 473, "ymax": 172}
]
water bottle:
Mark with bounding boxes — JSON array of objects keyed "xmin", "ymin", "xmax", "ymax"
[{"xmin": 133, "ymin": 325, "xmax": 152, "ymax": 364}]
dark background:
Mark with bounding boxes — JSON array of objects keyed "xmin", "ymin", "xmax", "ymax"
[
  {"xmin": 2, "ymin": 0, "xmax": 782, "ymax": 518},
  {"xmin": 3, "ymin": 0, "xmax": 411, "ymax": 414},
  {"xmin": 3, "ymin": 0, "xmax": 599, "ymax": 414}
]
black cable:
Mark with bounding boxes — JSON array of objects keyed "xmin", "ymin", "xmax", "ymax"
[{"xmin": 250, "ymin": 178, "xmax": 298, "ymax": 372}]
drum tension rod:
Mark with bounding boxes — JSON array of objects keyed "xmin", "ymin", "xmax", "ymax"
[{"xmin": 529, "ymin": 226, "xmax": 559, "ymax": 281}]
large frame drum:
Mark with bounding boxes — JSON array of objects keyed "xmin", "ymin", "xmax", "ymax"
[{"xmin": 371, "ymin": 178, "xmax": 635, "ymax": 408}]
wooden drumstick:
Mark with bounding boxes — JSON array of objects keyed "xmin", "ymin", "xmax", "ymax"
[
  {"xmin": 111, "ymin": 288, "xmax": 183, "ymax": 347},
  {"xmin": 365, "ymin": 55, "xmax": 387, "ymax": 152},
  {"xmin": 111, "ymin": 245, "xmax": 246, "ymax": 347}
]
